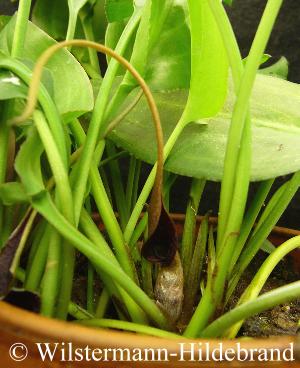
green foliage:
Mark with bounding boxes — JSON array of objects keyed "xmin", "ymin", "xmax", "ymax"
[
  {"xmin": 15, "ymin": 128, "xmax": 45, "ymax": 197},
  {"xmin": 32, "ymin": 0, "xmax": 69, "ymax": 40},
  {"xmin": 111, "ymin": 73, "xmax": 300, "ymax": 181},
  {"xmin": 112, "ymin": 1, "xmax": 190, "ymax": 91},
  {"xmin": 0, "ymin": 0, "xmax": 299, "ymax": 342},
  {"xmin": 260, "ymin": 56, "xmax": 289, "ymax": 79},
  {"xmin": 105, "ymin": 0, "xmax": 134, "ymax": 23},
  {"xmin": 183, "ymin": 0, "xmax": 228, "ymax": 123},
  {"xmin": 0, "ymin": 182, "xmax": 28, "ymax": 205},
  {"xmin": 0, "ymin": 70, "xmax": 27, "ymax": 100},
  {"xmin": 223, "ymin": 0, "xmax": 233, "ymax": 5},
  {"xmin": 0, "ymin": 15, "xmax": 94, "ymax": 120}
]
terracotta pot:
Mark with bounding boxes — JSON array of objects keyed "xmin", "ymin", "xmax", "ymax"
[{"xmin": 0, "ymin": 216, "xmax": 299, "ymax": 367}]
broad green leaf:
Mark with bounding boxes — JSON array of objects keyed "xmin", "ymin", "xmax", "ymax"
[
  {"xmin": 15, "ymin": 128, "xmax": 45, "ymax": 197},
  {"xmin": 105, "ymin": 0, "xmax": 134, "ymax": 23},
  {"xmin": 110, "ymin": 74, "xmax": 300, "ymax": 181},
  {"xmin": 32, "ymin": 0, "xmax": 69, "ymax": 40},
  {"xmin": 0, "ymin": 70, "xmax": 27, "ymax": 100},
  {"xmin": 0, "ymin": 55, "xmax": 55, "ymax": 100},
  {"xmin": 0, "ymin": 16, "xmax": 94, "ymax": 120},
  {"xmin": 122, "ymin": 0, "xmax": 174, "ymax": 88},
  {"xmin": 145, "ymin": 2, "xmax": 190, "ymax": 90},
  {"xmin": 182, "ymin": 0, "xmax": 228, "ymax": 123},
  {"xmin": 0, "ymin": 182, "xmax": 28, "ymax": 205}
]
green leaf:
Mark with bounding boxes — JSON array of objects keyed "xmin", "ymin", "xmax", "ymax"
[
  {"xmin": 144, "ymin": 2, "xmax": 190, "ymax": 91},
  {"xmin": 0, "ymin": 70, "xmax": 27, "ymax": 100},
  {"xmin": 260, "ymin": 53, "xmax": 271, "ymax": 65},
  {"xmin": 259, "ymin": 56, "xmax": 289, "ymax": 80},
  {"xmin": 105, "ymin": 0, "xmax": 134, "ymax": 23},
  {"xmin": 110, "ymin": 74, "xmax": 300, "ymax": 181},
  {"xmin": 15, "ymin": 128, "xmax": 45, "ymax": 197},
  {"xmin": 122, "ymin": 0, "xmax": 175, "ymax": 89},
  {"xmin": 0, "ymin": 15, "xmax": 94, "ymax": 121},
  {"xmin": 0, "ymin": 182, "xmax": 28, "ymax": 205},
  {"xmin": 32, "ymin": 0, "xmax": 69, "ymax": 40},
  {"xmin": 182, "ymin": 0, "xmax": 228, "ymax": 123},
  {"xmin": 105, "ymin": 1, "xmax": 190, "ymax": 91}
]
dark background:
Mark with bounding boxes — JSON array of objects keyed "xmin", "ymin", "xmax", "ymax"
[{"xmin": 1, "ymin": 0, "xmax": 300, "ymax": 228}]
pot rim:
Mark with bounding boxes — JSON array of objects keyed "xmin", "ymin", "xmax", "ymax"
[{"xmin": 0, "ymin": 300, "xmax": 298, "ymax": 351}]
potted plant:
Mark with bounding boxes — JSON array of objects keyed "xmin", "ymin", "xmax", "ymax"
[{"xmin": 0, "ymin": 0, "xmax": 299, "ymax": 365}]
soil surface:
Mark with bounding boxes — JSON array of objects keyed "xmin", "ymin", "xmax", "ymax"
[{"xmin": 229, "ymin": 251, "xmax": 300, "ymax": 337}]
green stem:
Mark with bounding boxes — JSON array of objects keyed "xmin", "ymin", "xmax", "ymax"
[
  {"xmin": 228, "ymin": 179, "xmax": 274, "ymax": 274},
  {"xmin": 32, "ymin": 193, "xmax": 171, "ymax": 330},
  {"xmin": 126, "ymin": 156, "xmax": 137, "ymax": 213},
  {"xmin": 33, "ymin": 110, "xmax": 75, "ymax": 319},
  {"xmin": 181, "ymin": 214, "xmax": 209, "ymax": 323},
  {"xmin": 0, "ymin": 104, "xmax": 10, "ymax": 247},
  {"xmin": 105, "ymin": 141, "xmax": 128, "ymax": 229},
  {"xmin": 124, "ymin": 116, "xmax": 187, "ymax": 244},
  {"xmin": 228, "ymin": 172, "xmax": 300, "ymax": 301},
  {"xmin": 10, "ymin": 210, "xmax": 36, "ymax": 274},
  {"xmin": 11, "ymin": 0, "xmax": 31, "ymax": 58},
  {"xmin": 90, "ymin": 162, "xmax": 138, "ymax": 283},
  {"xmin": 185, "ymin": 0, "xmax": 283, "ymax": 338},
  {"xmin": 181, "ymin": 179, "xmax": 205, "ymax": 279},
  {"xmin": 41, "ymin": 230, "xmax": 61, "ymax": 317},
  {"xmin": 25, "ymin": 219, "xmax": 47, "ymax": 272},
  {"xmin": 252, "ymin": 181, "xmax": 288, "ymax": 236},
  {"xmin": 66, "ymin": 11, "xmax": 77, "ymax": 42},
  {"xmin": 33, "ymin": 111, "xmax": 74, "ymax": 221},
  {"xmin": 131, "ymin": 160, "xmax": 141, "ymax": 210},
  {"xmin": 79, "ymin": 208, "xmax": 148, "ymax": 324},
  {"xmin": 129, "ymin": 214, "xmax": 148, "ymax": 249},
  {"xmin": 79, "ymin": 10, "xmax": 101, "ymax": 75},
  {"xmin": 95, "ymin": 289, "xmax": 110, "ymax": 319},
  {"xmin": 76, "ymin": 319, "xmax": 181, "ymax": 339},
  {"xmin": 25, "ymin": 225, "xmax": 51, "ymax": 291},
  {"xmin": 70, "ymin": 118, "xmax": 139, "ymax": 284},
  {"xmin": 68, "ymin": 302, "xmax": 94, "ymax": 320},
  {"xmin": 225, "ymin": 235, "xmax": 300, "ymax": 338},
  {"xmin": 215, "ymin": 0, "xmax": 282, "ymax": 247},
  {"xmin": 0, "ymin": 104, "xmax": 10, "ymax": 184},
  {"xmin": 71, "ymin": 9, "xmax": 141, "ymax": 223}
]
